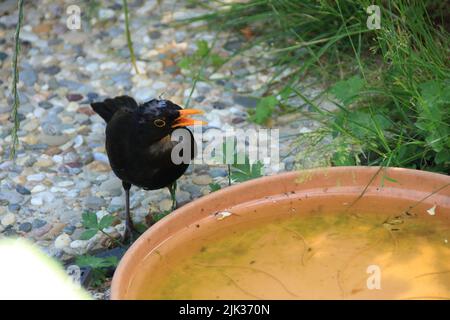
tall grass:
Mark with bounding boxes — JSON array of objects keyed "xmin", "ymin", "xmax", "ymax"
[
  {"xmin": 186, "ymin": 0, "xmax": 449, "ymax": 173},
  {"xmin": 9, "ymin": 0, "xmax": 25, "ymax": 159}
]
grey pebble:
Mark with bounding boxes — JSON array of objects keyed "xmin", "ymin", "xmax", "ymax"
[
  {"xmin": 32, "ymin": 219, "xmax": 47, "ymax": 229},
  {"xmin": 19, "ymin": 222, "xmax": 32, "ymax": 233},
  {"xmin": 233, "ymin": 95, "xmax": 259, "ymax": 108},
  {"xmin": 84, "ymin": 196, "xmax": 106, "ymax": 210},
  {"xmin": 15, "ymin": 184, "xmax": 31, "ymax": 195}
]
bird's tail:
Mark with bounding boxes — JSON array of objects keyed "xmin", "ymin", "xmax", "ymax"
[{"xmin": 90, "ymin": 95, "xmax": 138, "ymax": 122}]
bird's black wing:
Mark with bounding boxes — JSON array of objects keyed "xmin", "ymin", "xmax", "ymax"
[{"xmin": 90, "ymin": 95, "xmax": 138, "ymax": 123}]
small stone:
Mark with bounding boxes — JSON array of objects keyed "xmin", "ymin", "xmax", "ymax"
[
  {"xmin": 176, "ymin": 190, "xmax": 191, "ymax": 203},
  {"xmin": 210, "ymin": 168, "xmax": 228, "ymax": 178},
  {"xmin": 62, "ymin": 225, "xmax": 76, "ymax": 235},
  {"xmin": 0, "ymin": 52, "xmax": 8, "ymax": 61},
  {"xmin": 31, "ymin": 223, "xmax": 52, "ymax": 238},
  {"xmin": 69, "ymin": 240, "xmax": 89, "ymax": 254},
  {"xmin": 192, "ymin": 175, "xmax": 212, "ymax": 185},
  {"xmin": 109, "ymin": 196, "xmax": 124, "ymax": 210},
  {"xmin": 19, "ymin": 68, "xmax": 37, "ymax": 86},
  {"xmin": 66, "ymin": 93, "xmax": 83, "ymax": 102},
  {"xmin": 1, "ymin": 213, "xmax": 16, "ymax": 227},
  {"xmin": 84, "ymin": 196, "xmax": 106, "ymax": 210},
  {"xmin": 149, "ymin": 30, "xmax": 162, "ymax": 39},
  {"xmin": 55, "ymin": 233, "xmax": 71, "ymax": 249},
  {"xmin": 86, "ymin": 161, "xmax": 111, "ymax": 172},
  {"xmin": 42, "ymin": 65, "xmax": 61, "ymax": 75},
  {"xmin": 38, "ymin": 101, "xmax": 53, "ymax": 109},
  {"xmin": 232, "ymin": 117, "xmax": 245, "ymax": 124},
  {"xmin": 57, "ymin": 180, "xmax": 74, "ymax": 187},
  {"xmin": 98, "ymin": 8, "xmax": 115, "ymax": 20},
  {"xmin": 181, "ymin": 184, "xmax": 202, "ymax": 199},
  {"xmin": 8, "ymin": 203, "xmax": 20, "ymax": 213},
  {"xmin": 26, "ymin": 173, "xmax": 45, "ymax": 182},
  {"xmin": 15, "ymin": 184, "xmax": 31, "ymax": 195},
  {"xmin": 39, "ymin": 133, "xmax": 70, "ymax": 146},
  {"xmin": 134, "ymin": 87, "xmax": 156, "ymax": 102},
  {"xmin": 224, "ymin": 40, "xmax": 242, "ymax": 51},
  {"xmin": 213, "ymin": 102, "xmax": 227, "ymax": 110},
  {"xmin": 99, "ymin": 177, "xmax": 122, "ymax": 196},
  {"xmin": 30, "ymin": 196, "xmax": 44, "ymax": 206},
  {"xmin": 19, "ymin": 222, "xmax": 32, "ymax": 233},
  {"xmin": 32, "ymin": 219, "xmax": 47, "ymax": 229},
  {"xmin": 31, "ymin": 185, "xmax": 47, "ymax": 193},
  {"xmin": 233, "ymin": 95, "xmax": 259, "ymax": 108},
  {"xmin": 0, "ymin": 191, "xmax": 23, "ymax": 205},
  {"xmin": 159, "ymin": 199, "xmax": 173, "ymax": 212}
]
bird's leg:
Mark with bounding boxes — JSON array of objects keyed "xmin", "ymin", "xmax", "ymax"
[
  {"xmin": 168, "ymin": 181, "xmax": 177, "ymax": 211},
  {"xmin": 122, "ymin": 181, "xmax": 135, "ymax": 242}
]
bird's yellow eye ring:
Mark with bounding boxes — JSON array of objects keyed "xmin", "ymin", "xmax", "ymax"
[{"xmin": 154, "ymin": 119, "xmax": 166, "ymax": 127}]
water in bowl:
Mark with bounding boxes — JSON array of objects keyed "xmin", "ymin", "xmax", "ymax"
[{"xmin": 127, "ymin": 199, "xmax": 450, "ymax": 299}]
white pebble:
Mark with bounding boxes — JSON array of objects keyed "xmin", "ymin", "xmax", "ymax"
[
  {"xmin": 1, "ymin": 213, "xmax": 16, "ymax": 227},
  {"xmin": 30, "ymin": 196, "xmax": 44, "ymax": 206},
  {"xmin": 57, "ymin": 180, "xmax": 75, "ymax": 187},
  {"xmin": 54, "ymin": 233, "xmax": 71, "ymax": 249},
  {"xmin": 31, "ymin": 185, "xmax": 47, "ymax": 193},
  {"xmin": 27, "ymin": 173, "xmax": 45, "ymax": 182}
]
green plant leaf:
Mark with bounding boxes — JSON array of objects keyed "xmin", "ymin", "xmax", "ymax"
[
  {"xmin": 76, "ymin": 255, "xmax": 118, "ymax": 269},
  {"xmin": 250, "ymin": 95, "xmax": 278, "ymax": 125},
  {"xmin": 231, "ymin": 156, "xmax": 263, "ymax": 182},
  {"xmin": 98, "ymin": 215, "xmax": 114, "ymax": 230},
  {"xmin": 79, "ymin": 228, "xmax": 98, "ymax": 240},
  {"xmin": 134, "ymin": 223, "xmax": 148, "ymax": 234},
  {"xmin": 330, "ymin": 75, "xmax": 365, "ymax": 106},
  {"xmin": 209, "ymin": 182, "xmax": 221, "ymax": 192},
  {"xmin": 195, "ymin": 40, "xmax": 210, "ymax": 57},
  {"xmin": 177, "ymin": 57, "xmax": 193, "ymax": 69},
  {"xmin": 81, "ymin": 211, "xmax": 98, "ymax": 229}
]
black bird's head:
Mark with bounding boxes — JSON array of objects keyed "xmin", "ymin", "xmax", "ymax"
[{"xmin": 136, "ymin": 99, "xmax": 205, "ymax": 140}]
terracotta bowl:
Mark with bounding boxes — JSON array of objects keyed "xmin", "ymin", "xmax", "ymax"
[{"xmin": 111, "ymin": 166, "xmax": 450, "ymax": 299}]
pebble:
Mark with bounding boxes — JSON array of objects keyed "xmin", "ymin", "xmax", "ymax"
[
  {"xmin": 66, "ymin": 93, "xmax": 83, "ymax": 102},
  {"xmin": 63, "ymin": 225, "xmax": 76, "ymax": 235},
  {"xmin": 159, "ymin": 199, "xmax": 173, "ymax": 212},
  {"xmin": 99, "ymin": 177, "xmax": 123, "ymax": 196},
  {"xmin": 8, "ymin": 203, "xmax": 21, "ymax": 213},
  {"xmin": 31, "ymin": 185, "xmax": 47, "ymax": 193},
  {"xmin": 26, "ymin": 173, "xmax": 46, "ymax": 182},
  {"xmin": 19, "ymin": 222, "xmax": 32, "ymax": 233},
  {"xmin": 32, "ymin": 219, "xmax": 47, "ymax": 229},
  {"xmin": 15, "ymin": 184, "xmax": 31, "ymax": 195},
  {"xmin": 233, "ymin": 95, "xmax": 259, "ymax": 108},
  {"xmin": 19, "ymin": 68, "xmax": 37, "ymax": 86},
  {"xmin": 54, "ymin": 233, "xmax": 72, "ymax": 249},
  {"xmin": 192, "ymin": 175, "xmax": 213, "ymax": 185},
  {"xmin": 84, "ymin": 196, "xmax": 106, "ymax": 210},
  {"xmin": 1, "ymin": 213, "xmax": 16, "ymax": 227},
  {"xmin": 209, "ymin": 168, "xmax": 228, "ymax": 178}
]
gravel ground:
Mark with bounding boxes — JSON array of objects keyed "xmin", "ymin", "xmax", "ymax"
[{"xmin": 0, "ymin": 0, "xmax": 326, "ymax": 299}]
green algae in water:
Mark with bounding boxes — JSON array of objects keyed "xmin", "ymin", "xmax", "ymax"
[{"xmin": 129, "ymin": 212, "xmax": 450, "ymax": 299}]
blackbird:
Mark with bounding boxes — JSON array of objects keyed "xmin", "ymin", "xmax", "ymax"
[{"xmin": 91, "ymin": 95, "xmax": 205, "ymax": 240}]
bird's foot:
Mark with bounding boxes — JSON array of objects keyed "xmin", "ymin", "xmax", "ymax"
[
  {"xmin": 171, "ymin": 199, "xmax": 178, "ymax": 211},
  {"xmin": 122, "ymin": 221, "xmax": 138, "ymax": 244}
]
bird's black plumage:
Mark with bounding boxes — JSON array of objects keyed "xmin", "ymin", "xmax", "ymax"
[{"xmin": 91, "ymin": 95, "xmax": 202, "ymax": 239}]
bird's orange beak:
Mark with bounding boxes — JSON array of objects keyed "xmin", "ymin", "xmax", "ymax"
[{"xmin": 172, "ymin": 109, "xmax": 207, "ymax": 128}]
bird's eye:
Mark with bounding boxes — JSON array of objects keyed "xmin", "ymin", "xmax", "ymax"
[{"xmin": 154, "ymin": 119, "xmax": 166, "ymax": 127}]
